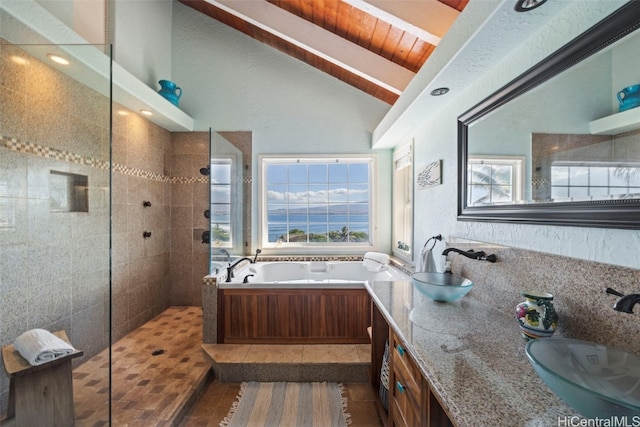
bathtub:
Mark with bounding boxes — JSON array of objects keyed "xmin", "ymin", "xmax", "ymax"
[
  {"xmin": 216, "ymin": 260, "xmax": 408, "ymax": 344},
  {"xmin": 219, "ymin": 260, "xmax": 408, "ymax": 288}
]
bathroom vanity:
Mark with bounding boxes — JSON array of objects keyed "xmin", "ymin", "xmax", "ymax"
[{"xmin": 367, "ymin": 280, "xmax": 580, "ymax": 426}]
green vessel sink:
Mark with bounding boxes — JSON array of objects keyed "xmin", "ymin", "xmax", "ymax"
[{"xmin": 526, "ymin": 338, "xmax": 640, "ymax": 417}]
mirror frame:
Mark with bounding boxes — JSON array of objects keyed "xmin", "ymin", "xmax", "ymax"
[{"xmin": 458, "ymin": 1, "xmax": 640, "ymax": 229}]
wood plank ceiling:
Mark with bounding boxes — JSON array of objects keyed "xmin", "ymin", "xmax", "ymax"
[{"xmin": 179, "ymin": 0, "xmax": 469, "ymax": 105}]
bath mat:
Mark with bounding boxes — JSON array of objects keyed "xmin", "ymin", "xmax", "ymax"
[{"xmin": 220, "ymin": 382, "xmax": 351, "ymax": 427}]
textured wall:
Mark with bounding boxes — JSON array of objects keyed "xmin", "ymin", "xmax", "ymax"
[
  {"xmin": 406, "ymin": 1, "xmax": 640, "ymax": 271},
  {"xmin": 110, "ymin": 103, "xmax": 173, "ymax": 341},
  {"xmin": 169, "ymin": 131, "xmax": 209, "ymax": 306},
  {"xmin": 171, "ymin": 1, "xmax": 394, "ymax": 255},
  {"xmin": 0, "ymin": 41, "xmax": 111, "ymax": 414},
  {"xmin": 445, "ymin": 240, "xmax": 640, "ymax": 356}
]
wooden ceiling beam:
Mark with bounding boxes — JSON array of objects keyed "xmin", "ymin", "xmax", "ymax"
[
  {"xmin": 202, "ymin": 0, "xmax": 415, "ymax": 95},
  {"xmin": 341, "ymin": 0, "xmax": 460, "ymax": 46}
]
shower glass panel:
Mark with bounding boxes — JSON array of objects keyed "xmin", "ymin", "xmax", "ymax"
[
  {"xmin": 0, "ymin": 42, "xmax": 112, "ymax": 423},
  {"xmin": 209, "ymin": 130, "xmax": 244, "ymax": 272}
]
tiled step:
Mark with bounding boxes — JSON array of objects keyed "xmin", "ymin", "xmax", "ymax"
[{"xmin": 202, "ymin": 343, "xmax": 371, "ymax": 383}]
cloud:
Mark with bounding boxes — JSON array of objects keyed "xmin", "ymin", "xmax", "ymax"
[{"xmin": 267, "ymin": 187, "xmax": 368, "ymax": 203}]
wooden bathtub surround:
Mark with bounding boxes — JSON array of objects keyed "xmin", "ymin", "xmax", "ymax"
[{"xmin": 217, "ymin": 288, "xmax": 371, "ymax": 344}]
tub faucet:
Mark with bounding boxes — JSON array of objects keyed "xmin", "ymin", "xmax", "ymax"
[
  {"xmin": 442, "ymin": 247, "xmax": 497, "ymax": 263},
  {"xmin": 220, "ymin": 249, "xmax": 231, "ymax": 263},
  {"xmin": 253, "ymin": 248, "xmax": 262, "ymax": 264},
  {"xmin": 226, "ymin": 257, "xmax": 254, "ymax": 282}
]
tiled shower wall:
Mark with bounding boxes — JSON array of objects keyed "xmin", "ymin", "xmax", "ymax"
[
  {"xmin": 169, "ymin": 131, "xmax": 210, "ymax": 307},
  {"xmin": 0, "ymin": 41, "xmax": 112, "ymax": 413},
  {"xmin": 0, "ymin": 40, "xmax": 195, "ymax": 412}
]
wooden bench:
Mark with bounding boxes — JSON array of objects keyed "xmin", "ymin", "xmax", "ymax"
[{"xmin": 2, "ymin": 331, "xmax": 83, "ymax": 427}]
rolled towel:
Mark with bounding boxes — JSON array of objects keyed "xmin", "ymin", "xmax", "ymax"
[
  {"xmin": 363, "ymin": 252, "xmax": 390, "ymax": 265},
  {"xmin": 13, "ymin": 329, "xmax": 76, "ymax": 366},
  {"xmin": 363, "ymin": 252, "xmax": 390, "ymax": 272}
]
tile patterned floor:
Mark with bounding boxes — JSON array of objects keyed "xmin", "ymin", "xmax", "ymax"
[
  {"xmin": 72, "ymin": 306, "xmax": 210, "ymax": 426},
  {"xmin": 66, "ymin": 306, "xmax": 382, "ymax": 426}
]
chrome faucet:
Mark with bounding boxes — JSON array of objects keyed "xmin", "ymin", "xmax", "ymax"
[
  {"xmin": 606, "ymin": 288, "xmax": 640, "ymax": 314},
  {"xmin": 442, "ymin": 247, "xmax": 497, "ymax": 263},
  {"xmin": 226, "ymin": 257, "xmax": 254, "ymax": 282}
]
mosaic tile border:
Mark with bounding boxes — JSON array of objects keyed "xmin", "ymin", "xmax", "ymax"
[
  {"xmin": 1, "ymin": 135, "xmax": 207, "ymax": 184},
  {"xmin": 2, "ymin": 135, "xmax": 110, "ymax": 169}
]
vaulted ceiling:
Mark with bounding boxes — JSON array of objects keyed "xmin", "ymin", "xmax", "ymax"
[{"xmin": 179, "ymin": 0, "xmax": 469, "ymax": 105}]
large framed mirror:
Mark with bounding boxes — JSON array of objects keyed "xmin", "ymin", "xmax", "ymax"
[{"xmin": 458, "ymin": 1, "xmax": 640, "ymax": 229}]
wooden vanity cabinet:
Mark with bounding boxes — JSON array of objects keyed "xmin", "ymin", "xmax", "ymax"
[{"xmin": 388, "ymin": 331, "xmax": 453, "ymax": 427}]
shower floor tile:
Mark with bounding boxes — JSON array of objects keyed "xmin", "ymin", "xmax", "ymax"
[{"xmin": 72, "ymin": 306, "xmax": 210, "ymax": 427}]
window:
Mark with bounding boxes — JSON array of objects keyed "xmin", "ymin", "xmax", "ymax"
[
  {"xmin": 551, "ymin": 162, "xmax": 640, "ymax": 201},
  {"xmin": 210, "ymin": 159, "xmax": 233, "ymax": 247},
  {"xmin": 392, "ymin": 143, "xmax": 413, "ymax": 260},
  {"xmin": 260, "ymin": 156, "xmax": 373, "ymax": 247},
  {"xmin": 467, "ymin": 156, "xmax": 524, "ymax": 206}
]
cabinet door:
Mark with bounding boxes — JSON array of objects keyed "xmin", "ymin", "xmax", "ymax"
[{"xmin": 389, "ymin": 332, "xmax": 422, "ymax": 427}]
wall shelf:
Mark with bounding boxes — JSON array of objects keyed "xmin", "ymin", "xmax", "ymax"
[
  {"xmin": 0, "ymin": 0, "xmax": 194, "ymax": 132},
  {"xmin": 589, "ymin": 107, "xmax": 640, "ymax": 135}
]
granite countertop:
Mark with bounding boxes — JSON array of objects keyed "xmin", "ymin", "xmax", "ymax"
[{"xmin": 366, "ymin": 280, "xmax": 580, "ymax": 426}]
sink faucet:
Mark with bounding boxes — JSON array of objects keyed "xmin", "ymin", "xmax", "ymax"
[
  {"xmin": 442, "ymin": 247, "xmax": 497, "ymax": 263},
  {"xmin": 226, "ymin": 257, "xmax": 254, "ymax": 282},
  {"xmin": 615, "ymin": 294, "xmax": 640, "ymax": 314},
  {"xmin": 606, "ymin": 288, "xmax": 640, "ymax": 314}
]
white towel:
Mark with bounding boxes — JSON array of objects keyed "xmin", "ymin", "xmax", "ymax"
[
  {"xmin": 417, "ymin": 247, "xmax": 437, "ymax": 273},
  {"xmin": 363, "ymin": 252, "xmax": 390, "ymax": 272},
  {"xmin": 13, "ymin": 329, "xmax": 76, "ymax": 366}
]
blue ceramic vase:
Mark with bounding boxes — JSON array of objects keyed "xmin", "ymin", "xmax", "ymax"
[
  {"xmin": 617, "ymin": 84, "xmax": 640, "ymax": 112},
  {"xmin": 158, "ymin": 80, "xmax": 182, "ymax": 106}
]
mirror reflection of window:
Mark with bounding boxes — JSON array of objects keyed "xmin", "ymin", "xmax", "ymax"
[
  {"xmin": 467, "ymin": 156, "xmax": 524, "ymax": 206},
  {"xmin": 551, "ymin": 162, "xmax": 640, "ymax": 201},
  {"xmin": 392, "ymin": 143, "xmax": 413, "ymax": 261},
  {"xmin": 210, "ymin": 158, "xmax": 233, "ymax": 248}
]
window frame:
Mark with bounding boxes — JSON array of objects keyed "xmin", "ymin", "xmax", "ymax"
[
  {"xmin": 258, "ymin": 154, "xmax": 377, "ymax": 252},
  {"xmin": 550, "ymin": 161, "xmax": 640, "ymax": 201},
  {"xmin": 392, "ymin": 142, "xmax": 413, "ymax": 262},
  {"xmin": 467, "ymin": 155, "xmax": 525, "ymax": 206},
  {"xmin": 209, "ymin": 155, "xmax": 239, "ymax": 251}
]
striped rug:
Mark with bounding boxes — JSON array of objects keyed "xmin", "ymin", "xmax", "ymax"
[{"xmin": 220, "ymin": 382, "xmax": 351, "ymax": 427}]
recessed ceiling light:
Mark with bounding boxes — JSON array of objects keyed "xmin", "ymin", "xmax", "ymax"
[
  {"xmin": 140, "ymin": 109, "xmax": 153, "ymax": 116},
  {"xmin": 47, "ymin": 54, "xmax": 69, "ymax": 65},
  {"xmin": 514, "ymin": 0, "xmax": 548, "ymax": 12},
  {"xmin": 11, "ymin": 55, "xmax": 28, "ymax": 65},
  {"xmin": 430, "ymin": 87, "xmax": 449, "ymax": 96},
  {"xmin": 117, "ymin": 110, "xmax": 129, "ymax": 116}
]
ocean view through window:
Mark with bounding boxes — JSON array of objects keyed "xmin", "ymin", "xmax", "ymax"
[{"xmin": 261, "ymin": 156, "xmax": 373, "ymax": 246}]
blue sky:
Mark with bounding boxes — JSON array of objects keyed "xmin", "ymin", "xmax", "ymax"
[{"xmin": 266, "ymin": 162, "xmax": 369, "ymax": 209}]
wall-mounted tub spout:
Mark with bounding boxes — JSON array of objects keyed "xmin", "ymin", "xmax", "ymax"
[{"xmin": 442, "ymin": 247, "xmax": 496, "ymax": 262}]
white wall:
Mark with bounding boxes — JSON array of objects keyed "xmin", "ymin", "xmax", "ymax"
[
  {"xmin": 405, "ymin": 1, "xmax": 640, "ymax": 270},
  {"xmin": 171, "ymin": 2, "xmax": 392, "ymax": 254},
  {"xmin": 110, "ymin": 0, "xmax": 172, "ymax": 89}
]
